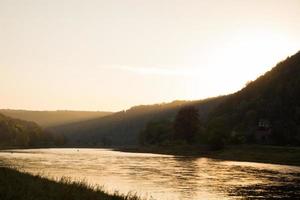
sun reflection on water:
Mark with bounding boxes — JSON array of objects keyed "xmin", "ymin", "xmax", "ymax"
[{"xmin": 0, "ymin": 148, "xmax": 299, "ymax": 200}]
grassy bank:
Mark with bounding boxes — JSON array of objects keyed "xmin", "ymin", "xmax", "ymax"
[
  {"xmin": 0, "ymin": 167, "xmax": 140, "ymax": 200},
  {"xmin": 117, "ymin": 145, "xmax": 300, "ymax": 166}
]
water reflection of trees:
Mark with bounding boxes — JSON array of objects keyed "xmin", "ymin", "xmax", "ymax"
[
  {"xmin": 169, "ymin": 156, "xmax": 200, "ymax": 199},
  {"xmin": 117, "ymin": 156, "xmax": 300, "ymax": 199},
  {"xmin": 227, "ymin": 171, "xmax": 300, "ymax": 199},
  {"xmin": 3, "ymin": 150, "xmax": 300, "ymax": 199}
]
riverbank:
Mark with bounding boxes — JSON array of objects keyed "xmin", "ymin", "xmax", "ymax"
[
  {"xmin": 2, "ymin": 144, "xmax": 300, "ymax": 166},
  {"xmin": 0, "ymin": 167, "xmax": 140, "ymax": 200},
  {"xmin": 116, "ymin": 145, "xmax": 300, "ymax": 166}
]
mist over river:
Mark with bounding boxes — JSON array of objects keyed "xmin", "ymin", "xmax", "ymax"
[{"xmin": 1, "ymin": 148, "xmax": 300, "ymax": 200}]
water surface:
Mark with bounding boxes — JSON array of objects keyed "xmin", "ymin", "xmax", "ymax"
[{"xmin": 0, "ymin": 148, "xmax": 299, "ymax": 200}]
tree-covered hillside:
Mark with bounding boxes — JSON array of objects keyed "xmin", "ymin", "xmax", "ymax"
[
  {"xmin": 139, "ymin": 51, "xmax": 300, "ymax": 148},
  {"xmin": 0, "ymin": 110, "xmax": 112, "ymax": 128},
  {"xmin": 0, "ymin": 113, "xmax": 62, "ymax": 147},
  {"xmin": 206, "ymin": 51, "xmax": 300, "ymax": 145},
  {"xmin": 52, "ymin": 51, "xmax": 300, "ymax": 147},
  {"xmin": 50, "ymin": 97, "xmax": 226, "ymax": 146}
]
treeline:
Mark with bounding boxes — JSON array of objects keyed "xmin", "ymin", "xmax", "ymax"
[
  {"xmin": 139, "ymin": 106, "xmax": 224, "ymax": 150},
  {"xmin": 50, "ymin": 97, "xmax": 226, "ymax": 146},
  {"xmin": 140, "ymin": 51, "xmax": 300, "ymax": 147},
  {"xmin": 206, "ymin": 51, "xmax": 300, "ymax": 146},
  {"xmin": 0, "ymin": 113, "xmax": 64, "ymax": 148}
]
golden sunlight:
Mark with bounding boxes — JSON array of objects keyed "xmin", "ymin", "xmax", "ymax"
[
  {"xmin": 1, "ymin": 1, "xmax": 300, "ymax": 200},
  {"xmin": 185, "ymin": 28, "xmax": 299, "ymax": 100}
]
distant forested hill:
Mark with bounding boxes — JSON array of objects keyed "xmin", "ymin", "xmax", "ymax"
[
  {"xmin": 0, "ymin": 110, "xmax": 112, "ymax": 128},
  {"xmin": 50, "ymin": 97, "xmax": 227, "ymax": 146},
  {"xmin": 206, "ymin": 51, "xmax": 300, "ymax": 145},
  {"xmin": 0, "ymin": 113, "xmax": 59, "ymax": 147},
  {"xmin": 48, "ymin": 51, "xmax": 300, "ymax": 147}
]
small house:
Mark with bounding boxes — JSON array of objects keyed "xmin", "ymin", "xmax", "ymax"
[
  {"xmin": 255, "ymin": 119, "xmax": 271, "ymax": 143},
  {"xmin": 258, "ymin": 119, "xmax": 271, "ymax": 130}
]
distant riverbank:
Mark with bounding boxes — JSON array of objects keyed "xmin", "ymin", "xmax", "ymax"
[
  {"xmin": 0, "ymin": 167, "xmax": 140, "ymax": 200},
  {"xmin": 116, "ymin": 145, "xmax": 300, "ymax": 166},
  {"xmin": 2, "ymin": 144, "xmax": 300, "ymax": 166}
]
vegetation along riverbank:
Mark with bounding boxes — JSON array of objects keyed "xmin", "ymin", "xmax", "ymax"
[
  {"xmin": 116, "ymin": 145, "xmax": 300, "ymax": 166},
  {"xmin": 0, "ymin": 167, "xmax": 141, "ymax": 200}
]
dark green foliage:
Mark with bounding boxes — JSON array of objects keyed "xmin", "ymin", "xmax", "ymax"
[
  {"xmin": 205, "ymin": 117, "xmax": 227, "ymax": 150},
  {"xmin": 207, "ymin": 131, "xmax": 225, "ymax": 151},
  {"xmin": 139, "ymin": 120, "xmax": 173, "ymax": 145},
  {"xmin": 101, "ymin": 136, "xmax": 112, "ymax": 147},
  {"xmin": 50, "ymin": 51, "xmax": 300, "ymax": 147},
  {"xmin": 0, "ymin": 113, "xmax": 63, "ymax": 147},
  {"xmin": 207, "ymin": 51, "xmax": 300, "ymax": 146},
  {"xmin": 51, "ymin": 98, "xmax": 225, "ymax": 146},
  {"xmin": 139, "ymin": 106, "xmax": 203, "ymax": 146},
  {"xmin": 139, "ymin": 51, "xmax": 300, "ymax": 148},
  {"xmin": 0, "ymin": 167, "xmax": 141, "ymax": 200},
  {"xmin": 174, "ymin": 106, "xmax": 200, "ymax": 144}
]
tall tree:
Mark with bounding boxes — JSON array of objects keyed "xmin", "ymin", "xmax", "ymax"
[{"xmin": 173, "ymin": 106, "xmax": 200, "ymax": 144}]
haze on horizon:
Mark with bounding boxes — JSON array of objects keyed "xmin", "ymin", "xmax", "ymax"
[{"xmin": 1, "ymin": 0, "xmax": 300, "ymax": 112}]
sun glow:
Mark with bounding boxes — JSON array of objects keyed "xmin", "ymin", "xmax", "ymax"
[
  {"xmin": 185, "ymin": 28, "xmax": 299, "ymax": 100},
  {"xmin": 0, "ymin": 0, "xmax": 300, "ymax": 111}
]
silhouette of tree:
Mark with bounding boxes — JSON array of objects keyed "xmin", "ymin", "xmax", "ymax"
[
  {"xmin": 173, "ymin": 106, "xmax": 200, "ymax": 144},
  {"xmin": 139, "ymin": 120, "xmax": 172, "ymax": 145}
]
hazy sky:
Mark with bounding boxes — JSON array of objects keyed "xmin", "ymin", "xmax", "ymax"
[{"xmin": 1, "ymin": 0, "xmax": 300, "ymax": 111}]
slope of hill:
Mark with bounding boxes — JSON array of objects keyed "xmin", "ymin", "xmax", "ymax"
[
  {"xmin": 0, "ymin": 113, "xmax": 55, "ymax": 147},
  {"xmin": 50, "ymin": 97, "xmax": 227, "ymax": 146},
  {"xmin": 0, "ymin": 110, "xmax": 112, "ymax": 128},
  {"xmin": 51, "ymin": 51, "xmax": 300, "ymax": 147},
  {"xmin": 206, "ymin": 51, "xmax": 300, "ymax": 145}
]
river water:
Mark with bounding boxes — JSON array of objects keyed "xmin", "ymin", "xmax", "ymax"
[{"xmin": 0, "ymin": 148, "xmax": 300, "ymax": 200}]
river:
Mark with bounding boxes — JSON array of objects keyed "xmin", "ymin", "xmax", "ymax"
[{"xmin": 0, "ymin": 148, "xmax": 300, "ymax": 200}]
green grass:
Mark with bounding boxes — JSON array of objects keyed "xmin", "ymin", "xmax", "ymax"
[
  {"xmin": 0, "ymin": 167, "xmax": 141, "ymax": 200},
  {"xmin": 118, "ymin": 145, "xmax": 300, "ymax": 166}
]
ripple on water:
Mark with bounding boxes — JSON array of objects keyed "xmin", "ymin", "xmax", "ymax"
[{"xmin": 0, "ymin": 148, "xmax": 300, "ymax": 200}]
